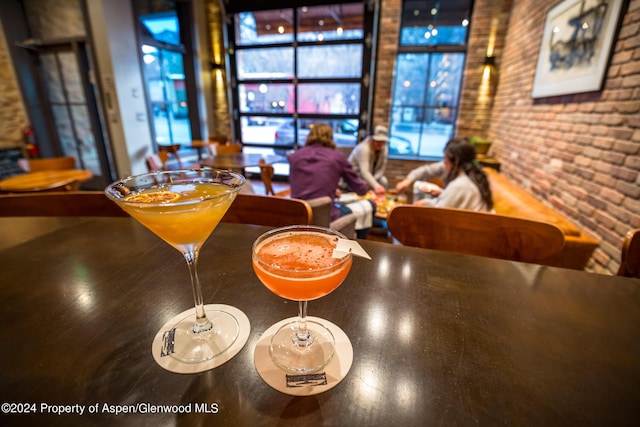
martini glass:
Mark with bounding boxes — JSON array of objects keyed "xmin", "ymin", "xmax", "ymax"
[
  {"xmin": 105, "ymin": 169, "xmax": 245, "ymax": 364},
  {"xmin": 252, "ymin": 225, "xmax": 353, "ymax": 373}
]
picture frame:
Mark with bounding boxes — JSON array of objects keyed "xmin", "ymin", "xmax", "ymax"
[{"xmin": 531, "ymin": 0, "xmax": 625, "ymax": 98}]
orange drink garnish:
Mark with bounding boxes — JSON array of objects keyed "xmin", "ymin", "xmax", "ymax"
[{"xmin": 120, "ymin": 183, "xmax": 236, "ymax": 252}]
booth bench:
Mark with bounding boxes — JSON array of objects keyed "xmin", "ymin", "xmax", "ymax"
[{"xmin": 485, "ymin": 168, "xmax": 599, "ymax": 270}]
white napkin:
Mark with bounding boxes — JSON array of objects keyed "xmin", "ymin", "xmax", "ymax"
[{"xmin": 345, "ymin": 199, "xmax": 373, "ymax": 230}]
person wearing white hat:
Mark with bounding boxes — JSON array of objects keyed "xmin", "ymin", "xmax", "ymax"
[{"xmin": 347, "ymin": 125, "xmax": 390, "ymax": 196}]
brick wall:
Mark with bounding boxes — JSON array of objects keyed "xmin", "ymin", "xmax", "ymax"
[
  {"xmin": 488, "ymin": 0, "xmax": 640, "ymax": 274},
  {"xmin": 0, "ymin": 21, "xmax": 27, "ymax": 149},
  {"xmin": 376, "ymin": 0, "xmax": 639, "ymax": 275}
]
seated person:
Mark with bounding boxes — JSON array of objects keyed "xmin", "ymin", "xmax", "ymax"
[
  {"xmin": 347, "ymin": 125, "xmax": 390, "ymax": 196},
  {"xmin": 395, "ymin": 137, "xmax": 493, "ymax": 212},
  {"xmin": 289, "ymin": 123, "xmax": 375, "ymax": 238}
]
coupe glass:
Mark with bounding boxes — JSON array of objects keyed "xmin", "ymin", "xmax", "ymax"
[
  {"xmin": 105, "ymin": 169, "xmax": 245, "ymax": 364},
  {"xmin": 252, "ymin": 225, "xmax": 353, "ymax": 373}
]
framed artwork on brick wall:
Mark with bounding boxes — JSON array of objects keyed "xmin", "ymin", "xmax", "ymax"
[{"xmin": 531, "ymin": 0, "xmax": 626, "ymax": 98}]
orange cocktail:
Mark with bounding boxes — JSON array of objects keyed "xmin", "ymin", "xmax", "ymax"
[
  {"xmin": 105, "ymin": 169, "xmax": 246, "ymax": 366},
  {"xmin": 252, "ymin": 225, "xmax": 353, "ymax": 373},
  {"xmin": 120, "ymin": 183, "xmax": 236, "ymax": 253},
  {"xmin": 253, "ymin": 232, "xmax": 352, "ymax": 301}
]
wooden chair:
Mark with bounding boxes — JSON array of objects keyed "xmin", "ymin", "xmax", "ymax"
[
  {"xmin": 387, "ymin": 205, "xmax": 565, "ymax": 263},
  {"xmin": 222, "ymin": 193, "xmax": 311, "ymax": 227},
  {"xmin": 259, "ymin": 160, "xmax": 291, "ymax": 197},
  {"xmin": 146, "ymin": 151, "xmax": 200, "ymax": 172},
  {"xmin": 0, "ymin": 192, "xmax": 311, "ymax": 228},
  {"xmin": 0, "ymin": 191, "xmax": 128, "ymax": 217},
  {"xmin": 146, "ymin": 154, "xmax": 166, "ymax": 172},
  {"xmin": 214, "ymin": 143, "xmax": 242, "ymax": 155},
  {"xmin": 157, "ymin": 144, "xmax": 183, "ymax": 168},
  {"xmin": 207, "ymin": 135, "xmax": 230, "ymax": 157},
  {"xmin": 617, "ymin": 229, "xmax": 640, "ymax": 278},
  {"xmin": 17, "ymin": 156, "xmax": 76, "ymax": 172}
]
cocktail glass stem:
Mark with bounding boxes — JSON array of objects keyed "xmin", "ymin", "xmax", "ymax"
[
  {"xmin": 184, "ymin": 250, "xmax": 212, "ymax": 333},
  {"xmin": 295, "ymin": 300, "xmax": 314, "ymax": 347}
]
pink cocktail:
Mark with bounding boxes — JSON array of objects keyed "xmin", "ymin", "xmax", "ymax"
[{"xmin": 253, "ymin": 225, "xmax": 352, "ymax": 373}]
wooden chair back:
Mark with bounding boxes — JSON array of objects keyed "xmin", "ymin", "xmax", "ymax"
[
  {"xmin": 222, "ymin": 193, "xmax": 311, "ymax": 227},
  {"xmin": 215, "ymin": 143, "xmax": 242, "ymax": 155},
  {"xmin": 208, "ymin": 135, "xmax": 228, "ymax": 144},
  {"xmin": 617, "ymin": 229, "xmax": 640, "ymax": 278},
  {"xmin": 0, "ymin": 191, "xmax": 128, "ymax": 217},
  {"xmin": 0, "ymin": 192, "xmax": 312, "ymax": 228},
  {"xmin": 258, "ymin": 160, "xmax": 291, "ymax": 197},
  {"xmin": 17, "ymin": 156, "xmax": 76, "ymax": 172},
  {"xmin": 146, "ymin": 154, "xmax": 166, "ymax": 172},
  {"xmin": 157, "ymin": 144, "xmax": 183, "ymax": 168},
  {"xmin": 387, "ymin": 205, "xmax": 565, "ymax": 263}
]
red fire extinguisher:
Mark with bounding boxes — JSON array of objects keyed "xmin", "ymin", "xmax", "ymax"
[{"xmin": 23, "ymin": 125, "xmax": 39, "ymax": 158}]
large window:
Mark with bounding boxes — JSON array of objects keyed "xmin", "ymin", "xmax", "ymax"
[
  {"xmin": 135, "ymin": 0, "xmax": 199, "ymax": 148},
  {"xmin": 227, "ymin": 3, "xmax": 375, "ymax": 165},
  {"xmin": 389, "ymin": 0, "xmax": 473, "ymax": 160}
]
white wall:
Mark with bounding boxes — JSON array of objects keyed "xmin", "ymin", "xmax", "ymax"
[{"xmin": 86, "ymin": 0, "xmax": 152, "ymax": 177}]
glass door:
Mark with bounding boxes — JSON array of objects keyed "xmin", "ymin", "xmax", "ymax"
[
  {"xmin": 37, "ymin": 42, "xmax": 113, "ymax": 188},
  {"xmin": 141, "ymin": 45, "xmax": 191, "ymax": 146}
]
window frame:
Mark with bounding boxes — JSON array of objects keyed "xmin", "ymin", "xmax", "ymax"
[
  {"xmin": 133, "ymin": 0, "xmax": 203, "ymax": 149},
  {"xmin": 389, "ymin": 0, "xmax": 475, "ymax": 161},
  {"xmin": 224, "ymin": 1, "xmax": 376, "ymax": 157}
]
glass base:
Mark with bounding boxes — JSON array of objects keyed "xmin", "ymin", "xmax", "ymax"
[
  {"xmin": 167, "ymin": 308, "xmax": 240, "ymax": 364},
  {"xmin": 269, "ymin": 319, "xmax": 336, "ymax": 373}
]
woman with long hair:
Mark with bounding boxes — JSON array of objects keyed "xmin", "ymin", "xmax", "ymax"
[{"xmin": 395, "ymin": 137, "xmax": 493, "ymax": 211}]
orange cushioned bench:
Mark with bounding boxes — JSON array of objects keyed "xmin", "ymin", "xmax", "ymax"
[{"xmin": 485, "ymin": 168, "xmax": 599, "ymax": 270}]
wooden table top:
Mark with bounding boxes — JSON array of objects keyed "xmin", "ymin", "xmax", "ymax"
[
  {"xmin": 0, "ymin": 169, "xmax": 93, "ymax": 192},
  {"xmin": 200, "ymin": 153, "xmax": 284, "ymax": 169},
  {"xmin": 1, "ymin": 218, "xmax": 639, "ymax": 425}
]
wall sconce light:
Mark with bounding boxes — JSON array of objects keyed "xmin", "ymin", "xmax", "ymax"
[
  {"xmin": 483, "ymin": 55, "xmax": 495, "ymax": 67},
  {"xmin": 211, "ymin": 61, "xmax": 223, "ymax": 71}
]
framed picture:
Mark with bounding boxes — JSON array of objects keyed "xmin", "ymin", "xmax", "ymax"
[{"xmin": 531, "ymin": 0, "xmax": 625, "ymax": 98}]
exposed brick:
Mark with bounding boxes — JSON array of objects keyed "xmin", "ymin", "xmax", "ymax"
[
  {"xmin": 625, "ymin": 155, "xmax": 640, "ymax": 168},
  {"xmin": 599, "ymin": 185, "xmax": 626, "ymax": 205},
  {"xmin": 613, "ymin": 140, "xmax": 640, "ymax": 154},
  {"xmin": 611, "ymin": 165, "xmax": 639, "ymax": 182},
  {"xmin": 602, "ymin": 150, "xmax": 627, "ymax": 165},
  {"xmin": 616, "ymin": 180, "xmax": 640, "ymax": 198}
]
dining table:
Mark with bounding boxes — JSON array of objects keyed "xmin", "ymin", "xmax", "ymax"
[
  {"xmin": 200, "ymin": 153, "xmax": 284, "ymax": 170},
  {"xmin": 0, "ymin": 217, "xmax": 639, "ymax": 426},
  {"xmin": 0, "ymin": 169, "xmax": 93, "ymax": 193}
]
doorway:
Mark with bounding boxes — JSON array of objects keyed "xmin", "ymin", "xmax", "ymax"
[{"xmin": 31, "ymin": 41, "xmax": 113, "ymax": 189}]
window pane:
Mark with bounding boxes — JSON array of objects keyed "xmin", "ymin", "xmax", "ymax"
[
  {"xmin": 400, "ymin": 0, "xmax": 471, "ymax": 46},
  {"xmin": 239, "ymin": 117, "xmax": 273, "ymax": 145},
  {"xmin": 298, "ymin": 45, "xmax": 363, "ymax": 78},
  {"xmin": 142, "ymin": 45, "xmax": 190, "ymax": 144},
  {"xmin": 298, "ymin": 83, "xmax": 360, "ymax": 114},
  {"xmin": 238, "ymin": 83, "xmax": 294, "ymax": 114},
  {"xmin": 427, "ymin": 54, "xmax": 464, "ymax": 111},
  {"xmin": 274, "ymin": 118, "xmax": 360, "ymax": 149},
  {"xmin": 400, "ymin": 25, "xmax": 468, "ymax": 46},
  {"xmin": 139, "ymin": 10, "xmax": 181, "ymax": 45},
  {"xmin": 297, "ymin": 4, "xmax": 364, "ymax": 41},
  {"xmin": 235, "ymin": 10, "xmax": 294, "ymax": 45},
  {"xmin": 392, "ymin": 54, "xmax": 430, "ymax": 107},
  {"xmin": 389, "ymin": 53, "xmax": 464, "ymax": 158},
  {"xmin": 236, "ymin": 47, "xmax": 294, "ymax": 80}
]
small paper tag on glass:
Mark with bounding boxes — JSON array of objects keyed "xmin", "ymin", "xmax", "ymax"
[{"xmin": 333, "ymin": 238, "xmax": 371, "ymax": 260}]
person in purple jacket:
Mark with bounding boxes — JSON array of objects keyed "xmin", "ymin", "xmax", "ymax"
[{"xmin": 289, "ymin": 123, "xmax": 374, "ymax": 237}]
